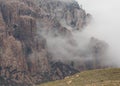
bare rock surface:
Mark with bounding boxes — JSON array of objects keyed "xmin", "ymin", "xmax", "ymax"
[{"xmin": 0, "ymin": 0, "xmax": 107, "ymax": 85}]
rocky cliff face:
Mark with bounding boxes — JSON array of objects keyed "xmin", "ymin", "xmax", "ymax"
[
  {"xmin": 0, "ymin": 0, "xmax": 107, "ymax": 85},
  {"xmin": 37, "ymin": 0, "xmax": 87, "ymax": 30}
]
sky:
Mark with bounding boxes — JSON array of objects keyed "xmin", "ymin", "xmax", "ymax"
[{"xmin": 76, "ymin": 0, "xmax": 120, "ymax": 66}]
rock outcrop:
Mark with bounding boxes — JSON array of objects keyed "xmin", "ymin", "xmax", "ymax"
[{"xmin": 0, "ymin": 0, "xmax": 107, "ymax": 85}]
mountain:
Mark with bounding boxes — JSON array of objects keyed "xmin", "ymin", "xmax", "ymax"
[
  {"xmin": 0, "ymin": 0, "xmax": 108, "ymax": 85},
  {"xmin": 39, "ymin": 68, "xmax": 120, "ymax": 86}
]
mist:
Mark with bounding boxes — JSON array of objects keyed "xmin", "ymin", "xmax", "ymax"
[
  {"xmin": 76, "ymin": 0, "xmax": 120, "ymax": 67},
  {"xmin": 45, "ymin": 31, "xmax": 91, "ymax": 61},
  {"xmin": 36, "ymin": 0, "xmax": 120, "ymax": 68}
]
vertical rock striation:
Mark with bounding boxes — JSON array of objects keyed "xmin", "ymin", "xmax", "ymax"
[{"xmin": 0, "ymin": 0, "xmax": 107, "ymax": 85}]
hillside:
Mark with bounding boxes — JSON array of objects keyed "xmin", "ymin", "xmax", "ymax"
[
  {"xmin": 0, "ymin": 0, "xmax": 109, "ymax": 85},
  {"xmin": 0, "ymin": 0, "xmax": 89, "ymax": 85},
  {"xmin": 39, "ymin": 68, "xmax": 120, "ymax": 86}
]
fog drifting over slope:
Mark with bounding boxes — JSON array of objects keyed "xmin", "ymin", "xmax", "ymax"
[{"xmin": 76, "ymin": 0, "xmax": 120, "ymax": 67}]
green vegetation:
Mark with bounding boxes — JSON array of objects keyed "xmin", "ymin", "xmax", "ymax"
[{"xmin": 38, "ymin": 68, "xmax": 120, "ymax": 86}]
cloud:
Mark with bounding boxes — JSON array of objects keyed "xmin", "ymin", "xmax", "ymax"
[
  {"xmin": 76, "ymin": 0, "xmax": 120, "ymax": 67},
  {"xmin": 35, "ymin": 0, "xmax": 116, "ymax": 68}
]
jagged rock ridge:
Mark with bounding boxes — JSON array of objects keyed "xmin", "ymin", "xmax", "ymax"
[{"xmin": 0, "ymin": 0, "xmax": 107, "ymax": 85}]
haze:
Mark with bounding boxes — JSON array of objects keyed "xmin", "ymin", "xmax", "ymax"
[{"xmin": 76, "ymin": 0, "xmax": 120, "ymax": 66}]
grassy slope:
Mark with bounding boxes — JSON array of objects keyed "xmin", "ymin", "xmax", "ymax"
[{"xmin": 38, "ymin": 68, "xmax": 120, "ymax": 86}]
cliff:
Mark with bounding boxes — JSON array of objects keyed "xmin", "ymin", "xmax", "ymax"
[{"xmin": 0, "ymin": 0, "xmax": 107, "ymax": 85}]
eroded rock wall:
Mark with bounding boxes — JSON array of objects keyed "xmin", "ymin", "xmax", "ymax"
[{"xmin": 0, "ymin": 0, "xmax": 106, "ymax": 85}]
